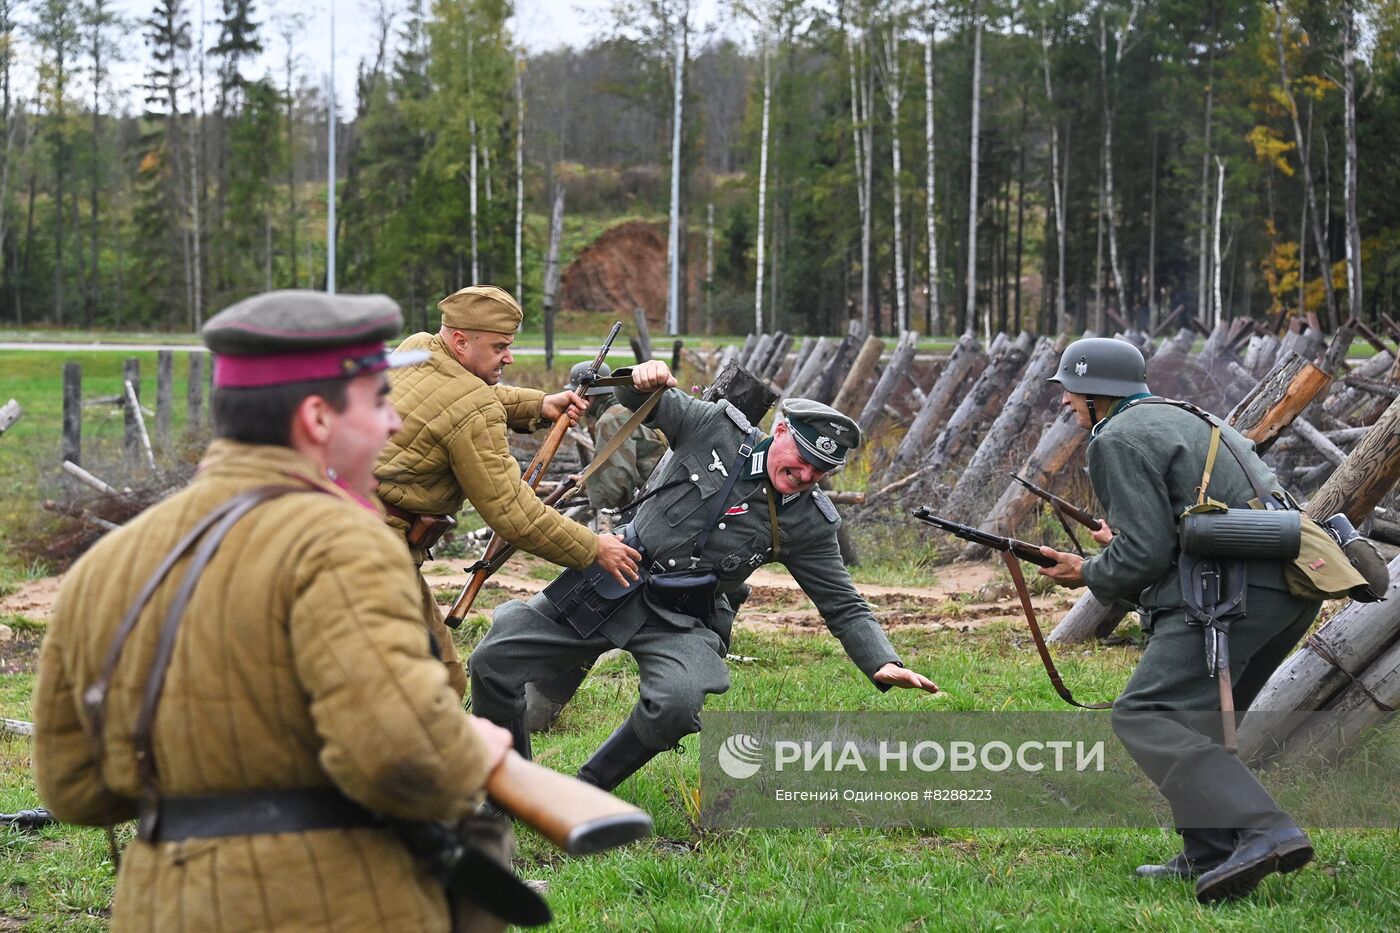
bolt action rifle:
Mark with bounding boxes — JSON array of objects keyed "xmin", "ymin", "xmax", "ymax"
[
  {"xmin": 910, "ymin": 507, "xmax": 1111, "ymax": 710},
  {"xmin": 1008, "ymin": 473, "xmax": 1103, "ymax": 557}
]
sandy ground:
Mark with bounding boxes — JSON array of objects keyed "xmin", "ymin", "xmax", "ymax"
[{"xmin": 3, "ymin": 556, "xmax": 1073, "ymax": 638}]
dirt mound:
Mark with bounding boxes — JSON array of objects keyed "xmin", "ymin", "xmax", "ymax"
[{"xmin": 560, "ymin": 221, "xmax": 669, "ymax": 327}]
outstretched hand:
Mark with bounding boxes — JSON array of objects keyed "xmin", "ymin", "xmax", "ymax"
[{"xmin": 873, "ymin": 663, "xmax": 940, "ymax": 694}]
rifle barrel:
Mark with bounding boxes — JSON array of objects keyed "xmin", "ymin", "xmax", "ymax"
[{"xmin": 1010, "ymin": 474, "xmax": 1102, "ymax": 531}]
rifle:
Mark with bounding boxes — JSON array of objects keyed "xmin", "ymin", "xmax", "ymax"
[
  {"xmin": 909, "ymin": 507, "xmax": 1111, "ymax": 710},
  {"xmin": 0, "ymin": 720, "xmax": 651, "ymax": 854},
  {"xmin": 1009, "ymin": 473, "xmax": 1102, "ymax": 558},
  {"xmin": 0, "ymin": 808, "xmax": 55, "ymax": 831},
  {"xmin": 911, "ymin": 507, "xmax": 1057, "ymax": 568},
  {"xmin": 445, "ymin": 323, "xmax": 623, "ymax": 627}
]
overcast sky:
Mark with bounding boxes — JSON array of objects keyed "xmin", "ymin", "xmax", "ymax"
[{"xmin": 88, "ymin": 0, "xmax": 729, "ymax": 118}]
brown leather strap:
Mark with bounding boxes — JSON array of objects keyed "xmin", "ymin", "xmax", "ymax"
[
  {"xmin": 382, "ymin": 501, "xmax": 419, "ymax": 525},
  {"xmin": 80, "ymin": 484, "xmax": 318, "ymax": 843},
  {"xmin": 1000, "ymin": 550, "xmax": 1113, "ymax": 710}
]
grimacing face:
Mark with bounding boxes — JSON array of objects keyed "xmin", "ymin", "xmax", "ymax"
[
  {"xmin": 766, "ymin": 421, "xmax": 827, "ymax": 495},
  {"xmin": 449, "ymin": 329, "xmax": 516, "ymax": 385}
]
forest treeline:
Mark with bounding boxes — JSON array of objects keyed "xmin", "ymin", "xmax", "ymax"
[{"xmin": 1, "ymin": 0, "xmax": 1399, "ymax": 338}]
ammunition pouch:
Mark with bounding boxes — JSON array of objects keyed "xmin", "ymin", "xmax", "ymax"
[
  {"xmin": 1284, "ymin": 512, "xmax": 1381, "ymax": 602},
  {"xmin": 543, "ymin": 527, "xmax": 647, "ymax": 638},
  {"xmin": 646, "ymin": 570, "xmax": 719, "ymax": 619}
]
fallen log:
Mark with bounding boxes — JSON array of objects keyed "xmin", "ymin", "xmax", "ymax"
[
  {"xmin": 883, "ymin": 333, "xmax": 987, "ymax": 484},
  {"xmin": 1341, "ymin": 375, "xmax": 1400, "ymax": 400},
  {"xmin": 1323, "ymin": 350, "xmax": 1395, "ymax": 421},
  {"xmin": 1289, "ymin": 417, "xmax": 1348, "ymax": 466},
  {"xmin": 831, "ymin": 335, "xmax": 886, "ymax": 416},
  {"xmin": 1236, "ymin": 556, "xmax": 1400, "ymax": 761},
  {"xmin": 1304, "ymin": 395, "xmax": 1400, "ymax": 526},
  {"xmin": 857, "ymin": 330, "xmax": 918, "ymax": 434}
]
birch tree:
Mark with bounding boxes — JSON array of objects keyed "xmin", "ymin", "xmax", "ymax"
[
  {"xmin": 1040, "ymin": 11, "xmax": 1066, "ymax": 332},
  {"xmin": 514, "ymin": 51, "xmax": 524, "ymax": 303},
  {"xmin": 924, "ymin": 2, "xmax": 940, "ymax": 334},
  {"xmin": 1097, "ymin": 0, "xmax": 1141, "ymax": 330},
  {"xmin": 845, "ymin": 2, "xmax": 875, "ymax": 332},
  {"xmin": 876, "ymin": 13, "xmax": 909, "ymax": 333},
  {"xmin": 1342, "ymin": 0, "xmax": 1361, "ymax": 323},
  {"xmin": 666, "ymin": 0, "xmax": 691, "ymax": 334},
  {"xmin": 964, "ymin": 0, "xmax": 982, "ymax": 336}
]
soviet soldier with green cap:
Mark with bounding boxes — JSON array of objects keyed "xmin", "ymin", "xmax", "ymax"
[
  {"xmin": 34, "ymin": 291, "xmax": 517, "ymax": 931},
  {"xmin": 374, "ymin": 285, "xmax": 641, "ymax": 702},
  {"xmin": 1036, "ymin": 336, "xmax": 1323, "ymax": 903},
  {"xmin": 523, "ymin": 360, "xmax": 672, "ymax": 734},
  {"xmin": 470, "ymin": 360, "xmax": 939, "ymax": 792}
]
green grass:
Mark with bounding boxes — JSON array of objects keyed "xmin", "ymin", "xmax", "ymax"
[{"xmin": 4, "ymin": 607, "xmax": 1399, "ymax": 927}]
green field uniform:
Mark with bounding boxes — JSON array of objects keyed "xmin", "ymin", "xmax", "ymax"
[
  {"xmin": 471, "ymin": 385, "xmax": 900, "ymax": 756},
  {"xmin": 586, "ymin": 401, "xmax": 669, "ymax": 513},
  {"xmin": 1081, "ymin": 400, "xmax": 1321, "ymax": 854}
]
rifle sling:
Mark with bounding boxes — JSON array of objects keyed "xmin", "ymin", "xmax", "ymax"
[{"xmin": 999, "ymin": 550, "xmax": 1113, "ymax": 710}]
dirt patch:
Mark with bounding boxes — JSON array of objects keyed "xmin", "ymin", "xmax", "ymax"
[
  {"xmin": 0, "ymin": 577, "xmax": 63, "ymax": 621},
  {"xmin": 559, "ymin": 221, "xmax": 668, "ymax": 328}
]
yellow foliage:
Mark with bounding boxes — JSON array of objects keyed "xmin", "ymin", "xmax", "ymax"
[
  {"xmin": 1247, "ymin": 125, "xmax": 1296, "ymax": 176},
  {"xmin": 138, "ymin": 149, "xmax": 163, "ymax": 176}
]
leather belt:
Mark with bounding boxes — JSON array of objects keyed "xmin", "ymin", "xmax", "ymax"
[
  {"xmin": 140, "ymin": 788, "xmax": 378, "ymax": 843},
  {"xmin": 383, "ymin": 502, "xmax": 420, "ymax": 525}
]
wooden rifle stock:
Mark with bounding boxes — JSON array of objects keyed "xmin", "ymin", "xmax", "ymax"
[{"xmin": 486, "ymin": 752, "xmax": 652, "ymax": 855}]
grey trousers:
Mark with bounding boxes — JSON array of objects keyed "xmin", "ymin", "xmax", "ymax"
[
  {"xmin": 470, "ymin": 591, "xmax": 731, "ymax": 752},
  {"xmin": 1111, "ymin": 582, "xmax": 1321, "ymax": 832}
]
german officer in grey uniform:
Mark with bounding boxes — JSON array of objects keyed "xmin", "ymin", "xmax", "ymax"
[{"xmin": 470, "ymin": 360, "xmax": 939, "ymax": 791}]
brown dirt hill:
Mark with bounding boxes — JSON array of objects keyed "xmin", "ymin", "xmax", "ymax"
[{"xmin": 560, "ymin": 221, "xmax": 669, "ymax": 328}]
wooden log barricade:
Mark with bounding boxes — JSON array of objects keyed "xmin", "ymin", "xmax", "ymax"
[
  {"xmin": 0, "ymin": 399, "xmax": 20, "ymax": 437},
  {"xmin": 914, "ymin": 332, "xmax": 1033, "ymax": 488},
  {"xmin": 1225, "ymin": 350, "xmax": 1333, "ymax": 454},
  {"xmin": 856, "ymin": 330, "xmax": 918, "ymax": 435},
  {"xmin": 883, "ymin": 333, "xmax": 987, "ymax": 486},
  {"xmin": 781, "ymin": 337, "xmax": 834, "ymax": 405},
  {"xmin": 781, "ymin": 337, "xmax": 815, "ymax": 390},
  {"xmin": 810, "ymin": 322, "xmax": 866, "ymax": 405},
  {"xmin": 943, "ymin": 335, "xmax": 1065, "ymax": 523},
  {"xmin": 831, "ymin": 335, "xmax": 886, "ymax": 417}
]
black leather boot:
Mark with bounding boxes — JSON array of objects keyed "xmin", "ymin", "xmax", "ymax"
[
  {"xmin": 1195, "ymin": 825, "xmax": 1313, "ymax": 904},
  {"xmin": 1136, "ymin": 828, "xmax": 1234, "ymax": 880},
  {"xmin": 577, "ymin": 721, "xmax": 657, "ymax": 792}
]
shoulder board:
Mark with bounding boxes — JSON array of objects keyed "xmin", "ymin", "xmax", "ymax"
[
  {"xmin": 719, "ymin": 400, "xmax": 753, "ymax": 434},
  {"xmin": 811, "ymin": 487, "xmax": 840, "ymax": 523}
]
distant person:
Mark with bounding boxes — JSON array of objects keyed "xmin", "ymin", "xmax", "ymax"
[{"xmin": 34, "ymin": 291, "xmax": 515, "ymax": 930}]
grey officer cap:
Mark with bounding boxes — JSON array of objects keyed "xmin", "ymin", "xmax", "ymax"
[
  {"xmin": 781, "ymin": 398, "xmax": 862, "ymax": 471},
  {"xmin": 202, "ymin": 290, "xmax": 425, "ymax": 388}
]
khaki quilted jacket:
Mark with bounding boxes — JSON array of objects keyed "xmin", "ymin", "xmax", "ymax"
[
  {"xmin": 375, "ymin": 332, "xmax": 596, "ymax": 569},
  {"xmin": 34, "ymin": 440, "xmax": 492, "ymax": 932}
]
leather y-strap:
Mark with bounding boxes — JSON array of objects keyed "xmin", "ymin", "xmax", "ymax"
[
  {"xmin": 1126, "ymin": 398, "xmax": 1279, "ymax": 507},
  {"xmin": 1000, "ymin": 550, "xmax": 1113, "ymax": 710},
  {"xmin": 81, "ymin": 484, "xmax": 316, "ymax": 844}
]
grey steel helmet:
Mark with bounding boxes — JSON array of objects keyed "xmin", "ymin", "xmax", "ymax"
[
  {"xmin": 1047, "ymin": 337, "xmax": 1150, "ymax": 397},
  {"xmin": 568, "ymin": 360, "xmax": 614, "ymax": 397}
]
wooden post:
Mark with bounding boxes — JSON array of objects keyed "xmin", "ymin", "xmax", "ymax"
[
  {"xmin": 122, "ymin": 358, "xmax": 141, "ymax": 464},
  {"xmin": 831, "ymin": 336, "xmax": 886, "ymax": 416},
  {"xmin": 632, "ymin": 307, "xmax": 654, "ymax": 362},
  {"xmin": 188, "ymin": 353, "xmax": 205, "ymax": 432},
  {"xmin": 944, "ymin": 336, "xmax": 1064, "ymax": 522},
  {"xmin": 541, "ymin": 182, "xmax": 566, "ymax": 372},
  {"xmin": 156, "ymin": 350, "xmax": 173, "ymax": 448},
  {"xmin": 1304, "ymin": 395, "xmax": 1400, "ymax": 526},
  {"xmin": 779, "ymin": 337, "xmax": 814, "ymax": 388},
  {"xmin": 125, "ymin": 379, "xmax": 158, "ymax": 472},
  {"xmin": 970, "ymin": 406, "xmax": 1090, "ymax": 547},
  {"xmin": 782, "ymin": 337, "xmax": 833, "ymax": 402},
  {"xmin": 670, "ymin": 340, "xmax": 683, "ymax": 375},
  {"xmin": 0, "ymin": 399, "xmax": 22, "ymax": 436},
  {"xmin": 1322, "ymin": 350, "xmax": 1395, "ymax": 422},
  {"xmin": 63, "ymin": 363, "xmax": 82, "ymax": 466},
  {"xmin": 856, "ymin": 330, "xmax": 918, "ymax": 434},
  {"xmin": 703, "ymin": 360, "xmax": 778, "ymax": 424},
  {"xmin": 1224, "ymin": 350, "xmax": 1332, "ymax": 453},
  {"xmin": 738, "ymin": 333, "xmax": 758, "ymax": 366},
  {"xmin": 746, "ymin": 332, "xmax": 775, "ymax": 376},
  {"xmin": 758, "ymin": 332, "xmax": 791, "ymax": 381},
  {"xmin": 884, "ymin": 333, "xmax": 987, "ymax": 484}
]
